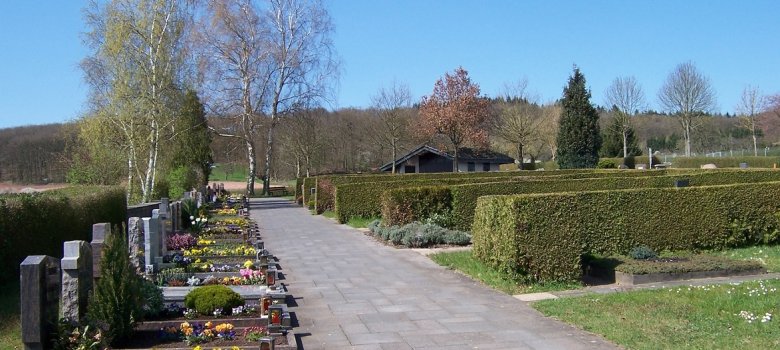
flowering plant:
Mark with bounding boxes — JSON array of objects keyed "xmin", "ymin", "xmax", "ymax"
[
  {"xmin": 190, "ymin": 216, "xmax": 208, "ymax": 234},
  {"xmin": 243, "ymin": 326, "xmax": 269, "ymax": 342},
  {"xmin": 167, "ymin": 233, "xmax": 197, "ymax": 250}
]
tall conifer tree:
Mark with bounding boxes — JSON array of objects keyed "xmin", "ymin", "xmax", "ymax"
[{"xmin": 556, "ymin": 67, "xmax": 602, "ymax": 168}]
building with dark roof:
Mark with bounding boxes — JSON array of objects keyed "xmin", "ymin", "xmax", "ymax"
[{"xmin": 379, "ymin": 145, "xmax": 514, "ymax": 173}]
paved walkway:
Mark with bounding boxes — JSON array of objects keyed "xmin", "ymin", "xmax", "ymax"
[{"xmin": 250, "ymin": 198, "xmax": 619, "ymax": 350}]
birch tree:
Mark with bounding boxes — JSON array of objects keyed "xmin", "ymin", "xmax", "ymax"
[
  {"xmin": 260, "ymin": 0, "xmax": 337, "ymax": 195},
  {"xmin": 491, "ymin": 79, "xmax": 542, "ymax": 169},
  {"xmin": 199, "ymin": 0, "xmax": 337, "ymax": 195},
  {"xmin": 604, "ymin": 76, "xmax": 646, "ymax": 157},
  {"xmin": 735, "ymin": 85, "xmax": 766, "ymax": 156},
  {"xmin": 82, "ymin": 0, "xmax": 190, "ymax": 202},
  {"xmin": 371, "ymin": 81, "xmax": 413, "ymax": 173},
  {"xmin": 197, "ymin": 0, "xmax": 269, "ymax": 195},
  {"xmin": 658, "ymin": 62, "xmax": 717, "ymax": 157}
]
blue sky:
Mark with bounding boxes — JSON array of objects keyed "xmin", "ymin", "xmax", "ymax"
[{"xmin": 1, "ymin": 0, "xmax": 778, "ymax": 128}]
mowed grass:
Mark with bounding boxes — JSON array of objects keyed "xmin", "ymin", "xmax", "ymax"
[
  {"xmin": 346, "ymin": 216, "xmax": 378, "ymax": 229},
  {"xmin": 429, "ymin": 251, "xmax": 581, "ymax": 294},
  {"xmin": 715, "ymin": 245, "xmax": 780, "ymax": 272},
  {"xmin": 0, "ymin": 283, "xmax": 21, "ymax": 350},
  {"xmin": 533, "ymin": 279, "xmax": 780, "ymax": 349},
  {"xmin": 209, "ymin": 163, "xmax": 249, "ymax": 182}
]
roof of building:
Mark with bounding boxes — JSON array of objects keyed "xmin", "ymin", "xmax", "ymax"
[{"xmin": 379, "ymin": 145, "xmax": 514, "ymax": 171}]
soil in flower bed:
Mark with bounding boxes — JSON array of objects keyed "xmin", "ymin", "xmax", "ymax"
[{"xmin": 141, "ymin": 306, "xmax": 265, "ymax": 323}]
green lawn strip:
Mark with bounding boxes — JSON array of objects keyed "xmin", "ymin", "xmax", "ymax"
[
  {"xmin": 429, "ymin": 251, "xmax": 581, "ymax": 294},
  {"xmin": 714, "ymin": 245, "xmax": 780, "ymax": 273},
  {"xmin": 533, "ymin": 279, "xmax": 780, "ymax": 350},
  {"xmin": 346, "ymin": 216, "xmax": 378, "ymax": 229},
  {"xmin": 209, "ymin": 163, "xmax": 249, "ymax": 182},
  {"xmin": 0, "ymin": 283, "xmax": 21, "ymax": 349},
  {"xmin": 321, "ymin": 210, "xmax": 337, "ymax": 220}
]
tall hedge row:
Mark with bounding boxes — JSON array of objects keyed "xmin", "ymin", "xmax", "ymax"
[
  {"xmin": 472, "ymin": 181, "xmax": 780, "ymax": 282},
  {"xmin": 382, "ymin": 170, "xmax": 780, "ymax": 230},
  {"xmin": 334, "ymin": 170, "xmax": 683, "ymax": 222},
  {"xmin": 450, "ymin": 170, "xmax": 780, "ymax": 230},
  {"xmin": 380, "ymin": 186, "xmax": 452, "ymax": 226},
  {"xmin": 303, "ymin": 169, "xmax": 597, "ymax": 212},
  {"xmin": 0, "ymin": 186, "xmax": 127, "ymax": 282}
]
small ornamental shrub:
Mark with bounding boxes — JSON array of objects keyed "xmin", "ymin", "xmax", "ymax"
[
  {"xmin": 184, "ymin": 285, "xmax": 245, "ymax": 316},
  {"xmin": 367, "ymin": 219, "xmax": 381, "ymax": 232},
  {"xmin": 443, "ymin": 231, "xmax": 472, "ymax": 245},
  {"xmin": 140, "ymin": 278, "xmax": 164, "ymax": 318},
  {"xmin": 596, "ymin": 159, "xmax": 617, "ymax": 169},
  {"xmin": 623, "ymin": 155, "xmax": 636, "ymax": 169},
  {"xmin": 628, "ymin": 245, "xmax": 658, "ymax": 260}
]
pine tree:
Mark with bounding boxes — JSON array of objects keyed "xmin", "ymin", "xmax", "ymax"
[{"xmin": 556, "ymin": 67, "xmax": 602, "ymax": 168}]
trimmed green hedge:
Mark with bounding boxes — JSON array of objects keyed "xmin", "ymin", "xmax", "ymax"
[
  {"xmin": 671, "ymin": 156, "xmax": 780, "ymax": 169},
  {"xmin": 334, "ymin": 170, "xmax": 678, "ymax": 223},
  {"xmin": 306, "ymin": 169, "xmax": 596, "ymax": 214},
  {"xmin": 380, "ymin": 186, "xmax": 452, "ymax": 226},
  {"xmin": 383, "ymin": 170, "xmax": 780, "ymax": 231},
  {"xmin": 294, "ymin": 177, "xmax": 303, "ymax": 204},
  {"xmin": 0, "ymin": 186, "xmax": 126, "ymax": 282},
  {"xmin": 472, "ymin": 181, "xmax": 780, "ymax": 282}
]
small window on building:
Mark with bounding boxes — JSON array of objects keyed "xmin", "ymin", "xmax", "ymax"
[
  {"xmin": 467, "ymin": 162, "xmax": 475, "ymax": 172},
  {"xmin": 483, "ymin": 162, "xmax": 491, "ymax": 171}
]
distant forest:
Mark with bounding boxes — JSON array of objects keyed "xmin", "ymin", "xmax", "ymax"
[{"xmin": 1, "ymin": 103, "xmax": 778, "ymax": 184}]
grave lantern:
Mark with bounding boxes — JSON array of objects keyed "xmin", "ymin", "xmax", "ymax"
[
  {"xmin": 268, "ymin": 305, "xmax": 284, "ymax": 327},
  {"xmin": 261, "ymin": 295, "xmax": 272, "ymax": 316},
  {"xmin": 266, "ymin": 267, "xmax": 277, "ymax": 287},
  {"xmin": 255, "ymin": 241, "xmax": 265, "ymax": 251},
  {"xmin": 259, "ymin": 337, "xmax": 274, "ymax": 350}
]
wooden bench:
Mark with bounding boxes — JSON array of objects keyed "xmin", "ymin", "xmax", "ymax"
[{"xmin": 267, "ymin": 186, "xmax": 289, "ymax": 196}]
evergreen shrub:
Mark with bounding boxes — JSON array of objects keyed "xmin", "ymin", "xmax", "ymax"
[
  {"xmin": 184, "ymin": 285, "xmax": 245, "ymax": 316},
  {"xmin": 87, "ymin": 226, "xmax": 143, "ymax": 345}
]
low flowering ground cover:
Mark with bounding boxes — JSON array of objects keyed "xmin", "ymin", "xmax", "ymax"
[{"xmin": 533, "ymin": 279, "xmax": 780, "ymax": 349}]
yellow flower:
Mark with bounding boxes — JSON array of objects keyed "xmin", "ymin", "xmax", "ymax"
[
  {"xmin": 205, "ymin": 321, "xmax": 213, "ymax": 329},
  {"xmin": 193, "ymin": 346, "xmax": 202, "ymax": 350}
]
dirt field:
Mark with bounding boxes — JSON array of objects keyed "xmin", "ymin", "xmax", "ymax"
[
  {"xmin": 0, "ymin": 182, "xmax": 69, "ymax": 194},
  {"xmin": 0, "ymin": 181, "xmax": 274, "ymax": 195}
]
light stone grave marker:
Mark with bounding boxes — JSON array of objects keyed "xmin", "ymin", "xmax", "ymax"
[{"xmin": 60, "ymin": 240, "xmax": 92, "ymax": 323}]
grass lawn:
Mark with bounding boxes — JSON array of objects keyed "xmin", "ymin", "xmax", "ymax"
[
  {"xmin": 533, "ymin": 279, "xmax": 780, "ymax": 349},
  {"xmin": 346, "ymin": 216, "xmax": 378, "ymax": 229},
  {"xmin": 321, "ymin": 210, "xmax": 336, "ymax": 220},
  {"xmin": 209, "ymin": 163, "xmax": 249, "ymax": 182},
  {"xmin": 430, "ymin": 251, "xmax": 581, "ymax": 294},
  {"xmin": 714, "ymin": 245, "xmax": 780, "ymax": 272},
  {"xmin": 0, "ymin": 283, "xmax": 21, "ymax": 350}
]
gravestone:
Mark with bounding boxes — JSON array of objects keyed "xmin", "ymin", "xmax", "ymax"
[
  {"xmin": 143, "ymin": 217, "xmax": 162, "ymax": 273},
  {"xmin": 61, "ymin": 240, "xmax": 92, "ymax": 323},
  {"xmin": 127, "ymin": 217, "xmax": 144, "ymax": 270},
  {"xmin": 21, "ymin": 255, "xmax": 61, "ymax": 350},
  {"xmin": 91, "ymin": 223, "xmax": 111, "ymax": 280}
]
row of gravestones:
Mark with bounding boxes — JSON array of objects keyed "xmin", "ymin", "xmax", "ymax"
[{"xmin": 20, "ymin": 198, "xmax": 181, "ymax": 350}]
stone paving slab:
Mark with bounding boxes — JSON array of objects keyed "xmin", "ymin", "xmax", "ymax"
[{"xmin": 250, "ymin": 198, "xmax": 619, "ymax": 350}]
